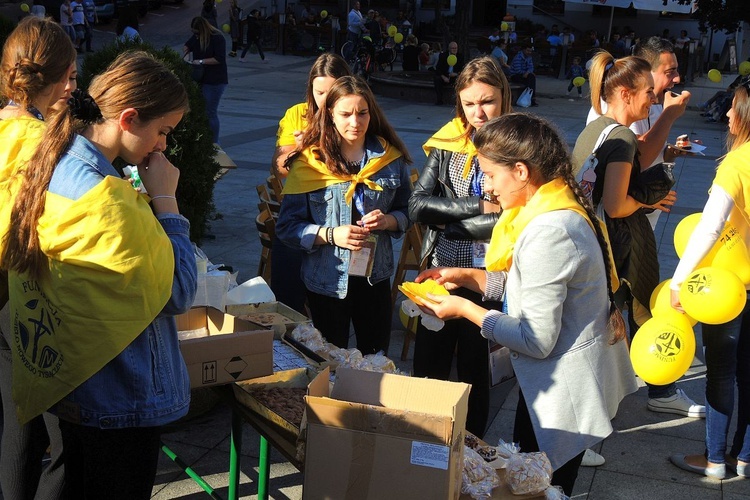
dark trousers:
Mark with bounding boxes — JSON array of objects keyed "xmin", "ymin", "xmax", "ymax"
[
  {"xmin": 270, "ymin": 235, "xmax": 307, "ymax": 314},
  {"xmin": 0, "ymin": 333, "xmax": 67, "ymax": 500},
  {"xmin": 510, "ymin": 73, "xmax": 537, "ymax": 104},
  {"xmin": 433, "ymin": 75, "xmax": 456, "ymax": 105},
  {"xmin": 241, "ymin": 36, "xmax": 265, "ymax": 60},
  {"xmin": 59, "ymin": 421, "xmax": 162, "ymax": 500},
  {"xmin": 412, "ymin": 288, "xmax": 498, "ymax": 437},
  {"xmin": 514, "ymin": 391, "xmax": 585, "ymax": 496},
  {"xmin": 84, "ymin": 24, "xmax": 93, "ymax": 52},
  {"xmin": 306, "ymin": 276, "xmax": 391, "ymax": 355}
]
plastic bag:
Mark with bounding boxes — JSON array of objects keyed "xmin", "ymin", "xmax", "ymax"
[
  {"xmin": 462, "ymin": 446, "xmax": 501, "ymax": 499},
  {"xmin": 516, "ymin": 87, "xmax": 533, "ymax": 108},
  {"xmin": 495, "ymin": 439, "xmax": 553, "ymax": 496},
  {"xmin": 401, "ymin": 299, "xmax": 445, "ymax": 331}
]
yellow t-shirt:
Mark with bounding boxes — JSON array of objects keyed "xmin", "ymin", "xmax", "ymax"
[{"xmin": 276, "ymin": 102, "xmax": 308, "ymax": 147}]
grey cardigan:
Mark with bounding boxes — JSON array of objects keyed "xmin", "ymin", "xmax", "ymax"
[{"xmin": 482, "ymin": 210, "xmax": 637, "ymax": 470}]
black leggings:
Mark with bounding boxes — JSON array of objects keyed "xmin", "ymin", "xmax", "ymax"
[{"xmin": 513, "ymin": 390, "xmax": 585, "ymax": 496}]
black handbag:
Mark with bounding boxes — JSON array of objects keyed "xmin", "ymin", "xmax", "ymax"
[{"xmin": 628, "ymin": 162, "xmax": 676, "ymax": 206}]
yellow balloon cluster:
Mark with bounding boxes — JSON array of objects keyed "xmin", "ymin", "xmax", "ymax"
[
  {"xmin": 679, "ymin": 267, "xmax": 746, "ymax": 325},
  {"xmin": 398, "ymin": 279, "xmax": 449, "ymax": 306},
  {"xmin": 630, "ymin": 316, "xmax": 695, "ymax": 386},
  {"xmin": 650, "ymin": 279, "xmax": 697, "ymax": 327}
]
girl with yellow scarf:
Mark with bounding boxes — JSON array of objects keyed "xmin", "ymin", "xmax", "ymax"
[
  {"xmin": 276, "ymin": 76, "xmax": 412, "ymax": 355},
  {"xmin": 416, "ymin": 114, "xmax": 636, "ymax": 496}
]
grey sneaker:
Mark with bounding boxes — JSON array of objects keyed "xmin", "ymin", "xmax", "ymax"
[{"xmin": 648, "ymin": 388, "xmax": 705, "ymax": 418}]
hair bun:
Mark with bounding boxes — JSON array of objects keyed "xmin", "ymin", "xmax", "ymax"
[{"xmin": 68, "ymin": 88, "xmax": 103, "ymax": 124}]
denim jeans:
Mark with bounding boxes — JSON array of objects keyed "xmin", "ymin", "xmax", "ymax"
[
  {"xmin": 201, "ymin": 83, "xmax": 226, "ymax": 144},
  {"xmin": 703, "ymin": 293, "xmax": 750, "ymax": 464}
]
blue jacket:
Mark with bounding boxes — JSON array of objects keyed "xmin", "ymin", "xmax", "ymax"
[
  {"xmin": 276, "ymin": 135, "xmax": 412, "ymax": 299},
  {"xmin": 50, "ymin": 135, "xmax": 197, "ymax": 428}
]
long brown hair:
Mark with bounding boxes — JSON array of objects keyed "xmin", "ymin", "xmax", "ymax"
[
  {"xmin": 190, "ymin": 16, "xmax": 220, "ymax": 52},
  {"xmin": 2, "ymin": 51, "xmax": 189, "ymax": 278},
  {"xmin": 303, "ymin": 53, "xmax": 352, "ymax": 125},
  {"xmin": 729, "ymin": 84, "xmax": 750, "ymax": 152},
  {"xmin": 292, "ymin": 76, "xmax": 412, "ymax": 175},
  {"xmin": 474, "ymin": 113, "xmax": 626, "ymax": 343},
  {"xmin": 451, "ymin": 56, "xmax": 512, "ymax": 142},
  {"xmin": 0, "ymin": 17, "xmax": 77, "ymax": 111},
  {"xmin": 589, "ymin": 50, "xmax": 651, "ymax": 115}
]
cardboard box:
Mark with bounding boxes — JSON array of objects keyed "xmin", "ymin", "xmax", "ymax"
[
  {"xmin": 178, "ymin": 307, "xmax": 273, "ymax": 388},
  {"xmin": 232, "ymin": 367, "xmax": 329, "ymax": 444},
  {"xmin": 489, "ymin": 343, "xmax": 515, "ymax": 387},
  {"xmin": 303, "ymin": 368, "xmax": 470, "ymax": 500},
  {"xmin": 226, "ymin": 302, "xmax": 310, "ymax": 338}
]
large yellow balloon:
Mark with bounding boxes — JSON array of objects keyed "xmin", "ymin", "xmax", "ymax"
[
  {"xmin": 650, "ymin": 279, "xmax": 697, "ymax": 326},
  {"xmin": 711, "ymin": 222, "xmax": 750, "ymax": 284},
  {"xmin": 573, "ymin": 76, "xmax": 585, "ymax": 87},
  {"xmin": 222, "ymin": 23, "xmax": 231, "ymax": 33},
  {"xmin": 673, "ymin": 213, "xmax": 721, "ymax": 267},
  {"xmin": 630, "ymin": 317, "xmax": 695, "ymax": 386},
  {"xmin": 320, "ymin": 10, "xmax": 328, "ymax": 18},
  {"xmin": 387, "ymin": 25, "xmax": 397, "ymax": 37},
  {"xmin": 394, "ymin": 33, "xmax": 403, "ymax": 43},
  {"xmin": 500, "ymin": 21, "xmax": 509, "ymax": 31},
  {"xmin": 20, "ymin": 3, "xmax": 29, "ymax": 12},
  {"xmin": 708, "ymin": 68, "xmax": 722, "ymax": 83},
  {"xmin": 447, "ymin": 54, "xmax": 458, "ymax": 67},
  {"xmin": 679, "ymin": 267, "xmax": 747, "ymax": 324},
  {"xmin": 740, "ymin": 61, "xmax": 750, "ymax": 77}
]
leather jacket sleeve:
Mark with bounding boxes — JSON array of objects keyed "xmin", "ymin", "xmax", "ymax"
[{"xmin": 408, "ymin": 148, "xmax": 500, "ymax": 241}]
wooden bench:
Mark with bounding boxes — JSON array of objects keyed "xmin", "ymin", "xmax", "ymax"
[{"xmin": 369, "ymin": 71, "xmax": 526, "ymax": 104}]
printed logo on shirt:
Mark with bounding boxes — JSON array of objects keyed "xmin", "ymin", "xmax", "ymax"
[{"xmin": 13, "ymin": 280, "xmax": 63, "ymax": 379}]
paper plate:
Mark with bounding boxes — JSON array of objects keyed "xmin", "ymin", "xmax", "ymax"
[{"xmin": 673, "ymin": 143, "xmax": 706, "ymax": 156}]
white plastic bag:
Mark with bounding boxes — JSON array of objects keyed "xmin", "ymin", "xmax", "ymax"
[{"xmin": 516, "ymin": 87, "xmax": 533, "ymax": 108}]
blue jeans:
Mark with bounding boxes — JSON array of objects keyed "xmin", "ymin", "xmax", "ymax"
[
  {"xmin": 201, "ymin": 83, "xmax": 226, "ymax": 144},
  {"xmin": 703, "ymin": 293, "xmax": 750, "ymax": 464}
]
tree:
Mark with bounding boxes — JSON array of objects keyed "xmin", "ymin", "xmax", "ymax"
[{"xmin": 694, "ymin": 0, "xmax": 750, "ymax": 34}]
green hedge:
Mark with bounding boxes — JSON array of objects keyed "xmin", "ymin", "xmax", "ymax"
[{"xmin": 79, "ymin": 39, "xmax": 221, "ymax": 243}]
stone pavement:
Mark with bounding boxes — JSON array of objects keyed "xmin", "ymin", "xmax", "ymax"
[{"xmin": 149, "ymin": 50, "xmax": 750, "ymax": 499}]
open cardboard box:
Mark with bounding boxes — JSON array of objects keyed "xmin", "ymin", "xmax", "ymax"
[
  {"xmin": 226, "ymin": 302, "xmax": 310, "ymax": 338},
  {"xmin": 303, "ymin": 368, "xmax": 470, "ymax": 499},
  {"xmin": 177, "ymin": 306, "xmax": 273, "ymax": 388}
]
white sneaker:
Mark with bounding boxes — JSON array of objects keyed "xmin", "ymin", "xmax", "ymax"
[
  {"xmin": 648, "ymin": 388, "xmax": 705, "ymax": 418},
  {"xmin": 581, "ymin": 449, "xmax": 605, "ymax": 467}
]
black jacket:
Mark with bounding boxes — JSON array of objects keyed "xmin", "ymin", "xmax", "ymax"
[
  {"xmin": 434, "ymin": 51, "xmax": 465, "ymax": 79},
  {"xmin": 408, "ymin": 148, "xmax": 500, "ymax": 267}
]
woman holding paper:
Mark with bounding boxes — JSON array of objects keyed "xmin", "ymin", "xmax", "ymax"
[
  {"xmin": 416, "ymin": 113, "xmax": 636, "ymax": 495},
  {"xmin": 276, "ymin": 76, "xmax": 412, "ymax": 355},
  {"xmin": 408, "ymin": 56, "xmax": 510, "ymax": 437}
]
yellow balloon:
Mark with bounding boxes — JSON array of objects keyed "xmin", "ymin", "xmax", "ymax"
[
  {"xmin": 630, "ymin": 317, "xmax": 695, "ymax": 386},
  {"xmin": 387, "ymin": 25, "xmax": 397, "ymax": 37},
  {"xmin": 708, "ymin": 68, "xmax": 722, "ymax": 83},
  {"xmin": 320, "ymin": 10, "xmax": 328, "ymax": 18},
  {"xmin": 673, "ymin": 213, "xmax": 720, "ymax": 267},
  {"xmin": 740, "ymin": 61, "xmax": 750, "ymax": 77},
  {"xmin": 573, "ymin": 76, "xmax": 585, "ymax": 87},
  {"xmin": 20, "ymin": 3, "xmax": 29, "ymax": 12},
  {"xmin": 679, "ymin": 267, "xmax": 747, "ymax": 324},
  {"xmin": 711, "ymin": 222, "xmax": 750, "ymax": 284},
  {"xmin": 447, "ymin": 54, "xmax": 458, "ymax": 67},
  {"xmin": 501, "ymin": 22, "xmax": 509, "ymax": 31},
  {"xmin": 650, "ymin": 279, "xmax": 698, "ymax": 326},
  {"xmin": 394, "ymin": 33, "xmax": 403, "ymax": 43},
  {"xmin": 222, "ymin": 23, "xmax": 231, "ymax": 33}
]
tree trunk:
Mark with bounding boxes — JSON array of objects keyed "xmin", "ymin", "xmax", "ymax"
[{"xmin": 455, "ymin": 0, "xmax": 470, "ymax": 59}]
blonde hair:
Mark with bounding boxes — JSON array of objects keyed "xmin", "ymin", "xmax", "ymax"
[{"xmin": 729, "ymin": 84, "xmax": 750, "ymax": 151}]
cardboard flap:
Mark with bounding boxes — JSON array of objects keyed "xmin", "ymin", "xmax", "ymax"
[
  {"xmin": 306, "ymin": 396, "xmax": 456, "ymax": 444},
  {"xmin": 179, "ymin": 329, "xmax": 272, "ymax": 365},
  {"xmin": 332, "ymin": 368, "xmax": 470, "ymax": 420}
]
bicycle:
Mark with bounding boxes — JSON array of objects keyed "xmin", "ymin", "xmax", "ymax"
[{"xmin": 341, "ymin": 35, "xmax": 396, "ymax": 77}]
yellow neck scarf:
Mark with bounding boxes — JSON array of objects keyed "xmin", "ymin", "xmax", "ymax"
[
  {"xmin": 422, "ymin": 117, "xmax": 476, "ymax": 179},
  {"xmin": 486, "ymin": 179, "xmax": 617, "ymax": 292},
  {"xmin": 282, "ymin": 136, "xmax": 403, "ymax": 204},
  {"xmin": 9, "ymin": 176, "xmax": 174, "ymax": 423}
]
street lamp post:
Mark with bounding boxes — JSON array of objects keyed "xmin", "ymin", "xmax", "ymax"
[{"xmin": 277, "ymin": 12, "xmax": 286, "ymax": 55}]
